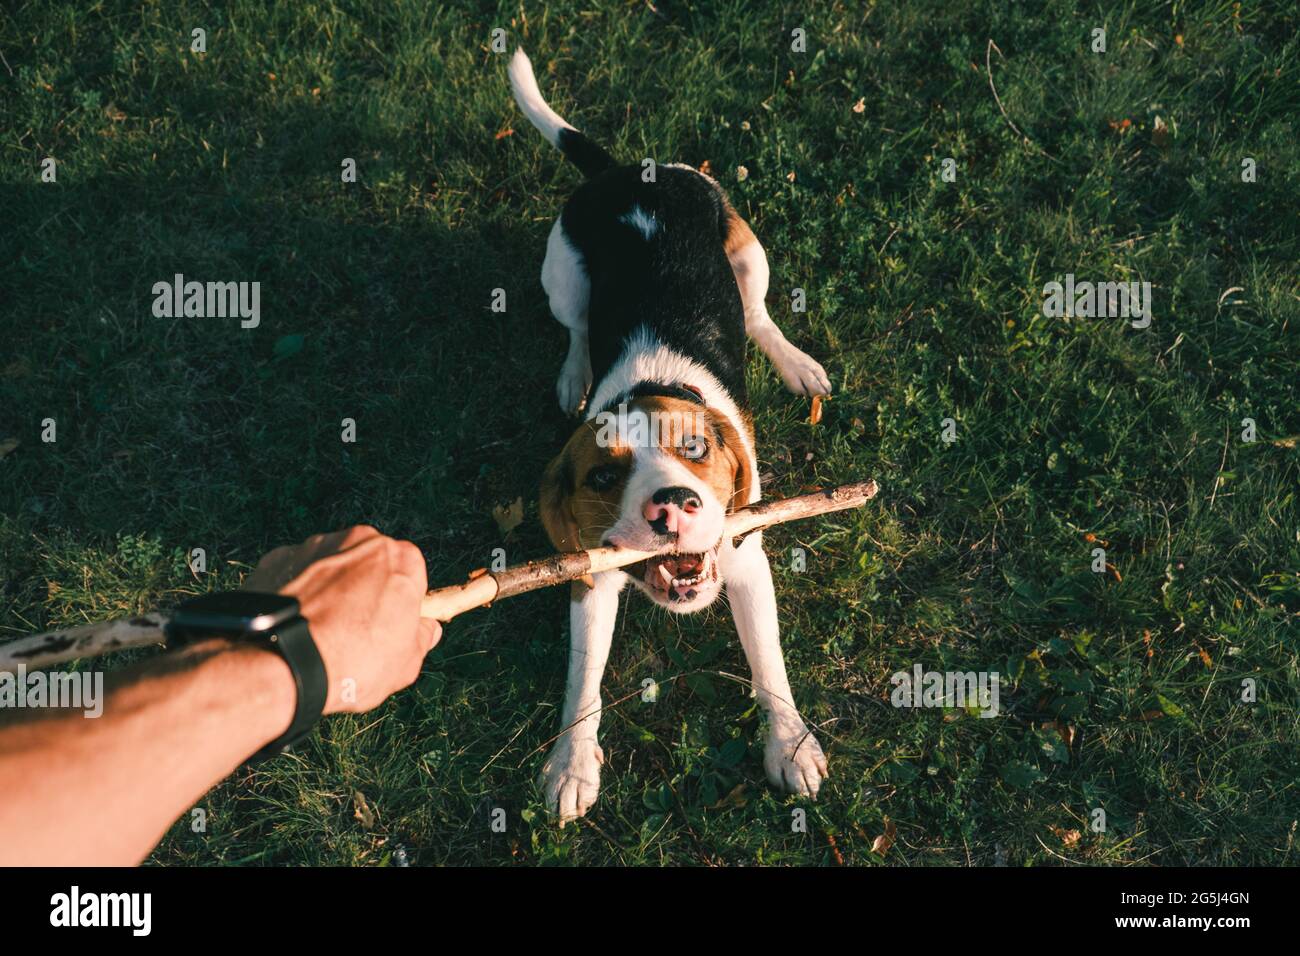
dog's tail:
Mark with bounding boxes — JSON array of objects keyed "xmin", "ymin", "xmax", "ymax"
[{"xmin": 508, "ymin": 48, "xmax": 615, "ymax": 178}]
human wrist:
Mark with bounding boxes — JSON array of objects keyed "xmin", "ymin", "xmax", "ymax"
[{"xmin": 185, "ymin": 638, "xmax": 298, "ymax": 748}]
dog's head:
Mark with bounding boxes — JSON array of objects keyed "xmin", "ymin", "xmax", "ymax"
[{"xmin": 540, "ymin": 390, "xmax": 754, "ymax": 613}]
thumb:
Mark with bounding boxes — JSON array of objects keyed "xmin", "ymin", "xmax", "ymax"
[{"xmin": 418, "ymin": 619, "xmax": 443, "ymax": 654}]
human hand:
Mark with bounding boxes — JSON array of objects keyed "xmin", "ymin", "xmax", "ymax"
[{"xmin": 244, "ymin": 526, "xmax": 441, "ymax": 714}]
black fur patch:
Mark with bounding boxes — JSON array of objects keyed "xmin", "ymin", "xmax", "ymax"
[
  {"xmin": 557, "ymin": 128, "xmax": 616, "ymax": 179},
  {"xmin": 595, "ymin": 380, "xmax": 705, "ymax": 416},
  {"xmin": 556, "ymin": 165, "xmax": 748, "ymax": 406}
]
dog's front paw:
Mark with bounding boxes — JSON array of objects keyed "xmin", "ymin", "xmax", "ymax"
[
  {"xmin": 773, "ymin": 345, "xmax": 832, "ymax": 397},
  {"xmin": 764, "ymin": 720, "xmax": 829, "ymax": 798},
  {"xmin": 556, "ymin": 361, "xmax": 591, "ymax": 416},
  {"xmin": 540, "ymin": 736, "xmax": 604, "ymax": 824}
]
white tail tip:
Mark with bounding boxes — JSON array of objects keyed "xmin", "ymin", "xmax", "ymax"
[{"xmin": 507, "ymin": 47, "xmax": 576, "ymax": 149}]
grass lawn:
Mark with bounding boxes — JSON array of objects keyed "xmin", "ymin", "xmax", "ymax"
[{"xmin": 1, "ymin": 0, "xmax": 1297, "ymax": 865}]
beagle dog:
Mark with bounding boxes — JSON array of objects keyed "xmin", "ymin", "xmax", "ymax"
[{"xmin": 509, "ymin": 49, "xmax": 833, "ymax": 823}]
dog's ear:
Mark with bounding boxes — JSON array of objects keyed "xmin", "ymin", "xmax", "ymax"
[
  {"xmin": 710, "ymin": 411, "xmax": 755, "ymax": 513},
  {"xmin": 539, "ymin": 450, "xmax": 581, "ymax": 551}
]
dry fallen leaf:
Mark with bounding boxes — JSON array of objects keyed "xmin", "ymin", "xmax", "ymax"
[
  {"xmin": 736, "ymin": 165, "xmax": 749, "ymax": 182},
  {"xmin": 1050, "ymin": 825, "xmax": 1082, "ymax": 848},
  {"xmin": 698, "ymin": 159, "xmax": 712, "ymax": 176},
  {"xmin": 492, "ymin": 497, "xmax": 525, "ymax": 535},
  {"xmin": 809, "ymin": 394, "xmax": 823, "ymax": 425},
  {"xmin": 1197, "ymin": 646, "xmax": 1213, "ymax": 669},
  {"xmin": 495, "ymin": 127, "xmax": 514, "ymax": 140},
  {"xmin": 827, "ymin": 832, "xmax": 845, "ymax": 865},
  {"xmin": 870, "ymin": 818, "xmax": 897, "ymax": 856},
  {"xmin": 852, "ymin": 97, "xmax": 866, "ymax": 114},
  {"xmin": 708, "ymin": 782, "xmax": 749, "ymax": 810},
  {"xmin": 353, "ymin": 791, "xmax": 376, "ymax": 830}
]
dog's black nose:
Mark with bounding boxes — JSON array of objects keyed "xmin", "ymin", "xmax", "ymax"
[
  {"xmin": 644, "ymin": 487, "xmax": 702, "ymax": 535},
  {"xmin": 653, "ymin": 486, "xmax": 701, "ymax": 509}
]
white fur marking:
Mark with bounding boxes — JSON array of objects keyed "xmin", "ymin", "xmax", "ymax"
[
  {"xmin": 619, "ymin": 205, "xmax": 659, "ymax": 240},
  {"xmin": 508, "ymin": 48, "xmax": 576, "ymax": 149},
  {"xmin": 586, "ymin": 328, "xmax": 760, "ymax": 504}
]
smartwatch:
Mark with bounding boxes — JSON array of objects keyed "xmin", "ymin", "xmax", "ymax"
[{"xmin": 166, "ymin": 591, "xmax": 329, "ymax": 763}]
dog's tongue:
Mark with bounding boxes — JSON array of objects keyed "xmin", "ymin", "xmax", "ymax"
[
  {"xmin": 646, "ymin": 552, "xmax": 708, "ymax": 595},
  {"xmin": 675, "ymin": 554, "xmax": 702, "ymax": 576}
]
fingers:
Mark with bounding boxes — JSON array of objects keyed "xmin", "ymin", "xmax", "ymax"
[{"xmin": 246, "ymin": 525, "xmax": 385, "ymax": 591}]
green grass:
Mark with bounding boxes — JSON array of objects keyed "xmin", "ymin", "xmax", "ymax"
[{"xmin": 2, "ymin": 0, "xmax": 1298, "ymax": 865}]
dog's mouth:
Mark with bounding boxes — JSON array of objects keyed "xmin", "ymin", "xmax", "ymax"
[{"xmin": 630, "ymin": 543, "xmax": 721, "ymax": 603}]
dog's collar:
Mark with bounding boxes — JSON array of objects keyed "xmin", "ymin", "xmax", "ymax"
[{"xmin": 596, "ymin": 380, "xmax": 705, "ymax": 415}]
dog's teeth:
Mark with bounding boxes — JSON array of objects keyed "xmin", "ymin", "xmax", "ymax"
[{"xmin": 657, "ymin": 564, "xmax": 673, "ymax": 585}]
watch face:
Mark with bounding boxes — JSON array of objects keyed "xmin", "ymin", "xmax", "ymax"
[{"xmin": 172, "ymin": 591, "xmax": 300, "ymax": 634}]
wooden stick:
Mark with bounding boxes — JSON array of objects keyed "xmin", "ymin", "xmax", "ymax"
[{"xmin": 0, "ymin": 480, "xmax": 877, "ymax": 673}]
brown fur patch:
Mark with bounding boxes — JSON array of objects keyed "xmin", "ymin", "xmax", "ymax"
[{"xmin": 721, "ymin": 203, "xmax": 758, "ymax": 258}]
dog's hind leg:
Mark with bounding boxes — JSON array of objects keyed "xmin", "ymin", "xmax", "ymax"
[
  {"xmin": 540, "ymin": 217, "xmax": 592, "ymax": 415},
  {"xmin": 723, "ymin": 210, "xmax": 832, "ymax": 397}
]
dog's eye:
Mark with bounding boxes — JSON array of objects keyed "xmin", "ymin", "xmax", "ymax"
[
  {"xmin": 681, "ymin": 438, "xmax": 708, "ymax": 461},
  {"xmin": 585, "ymin": 466, "xmax": 621, "ymax": 491}
]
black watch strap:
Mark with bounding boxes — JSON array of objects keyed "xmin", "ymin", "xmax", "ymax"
[{"xmin": 247, "ymin": 615, "xmax": 328, "ymax": 763}]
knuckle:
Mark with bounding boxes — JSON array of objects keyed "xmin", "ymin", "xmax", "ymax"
[{"xmin": 343, "ymin": 524, "xmax": 381, "ymax": 544}]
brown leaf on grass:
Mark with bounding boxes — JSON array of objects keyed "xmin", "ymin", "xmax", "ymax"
[
  {"xmin": 697, "ymin": 159, "xmax": 712, "ymax": 176},
  {"xmin": 0, "ymin": 438, "xmax": 19, "ymax": 460},
  {"xmin": 1197, "ymin": 646, "xmax": 1213, "ymax": 669},
  {"xmin": 827, "ymin": 832, "xmax": 845, "ymax": 866},
  {"xmin": 494, "ymin": 127, "xmax": 514, "ymax": 140},
  {"xmin": 708, "ymin": 783, "xmax": 748, "ymax": 809},
  {"xmin": 1134, "ymin": 709, "xmax": 1165, "ymax": 722},
  {"xmin": 852, "ymin": 97, "xmax": 866, "ymax": 114},
  {"xmin": 1050, "ymin": 825, "xmax": 1082, "ymax": 848},
  {"xmin": 353, "ymin": 791, "xmax": 376, "ymax": 830},
  {"xmin": 809, "ymin": 394, "xmax": 823, "ymax": 425},
  {"xmin": 1053, "ymin": 720, "xmax": 1077, "ymax": 749},
  {"xmin": 491, "ymin": 497, "xmax": 524, "ymax": 535},
  {"xmin": 870, "ymin": 818, "xmax": 897, "ymax": 856},
  {"xmin": 1143, "ymin": 629, "xmax": 1154, "ymax": 658}
]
